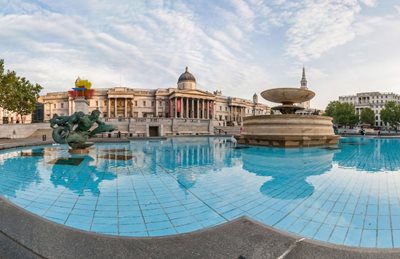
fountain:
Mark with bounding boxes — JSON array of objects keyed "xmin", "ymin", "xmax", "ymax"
[{"xmin": 238, "ymin": 87, "xmax": 339, "ymax": 147}]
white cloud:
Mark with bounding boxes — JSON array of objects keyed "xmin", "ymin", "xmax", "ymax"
[
  {"xmin": 0, "ymin": 0, "xmax": 399, "ymax": 110},
  {"xmin": 285, "ymin": 0, "xmax": 364, "ymax": 61}
]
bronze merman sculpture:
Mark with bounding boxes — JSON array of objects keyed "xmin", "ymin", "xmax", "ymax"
[{"xmin": 50, "ymin": 110, "xmax": 116, "ymax": 153}]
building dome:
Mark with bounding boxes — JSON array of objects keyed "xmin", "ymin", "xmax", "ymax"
[
  {"xmin": 177, "ymin": 67, "xmax": 196, "ymax": 83},
  {"xmin": 177, "ymin": 67, "xmax": 197, "ymax": 90}
]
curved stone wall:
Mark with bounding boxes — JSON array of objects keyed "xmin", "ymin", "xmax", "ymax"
[{"xmin": 239, "ymin": 115, "xmax": 339, "ymax": 147}]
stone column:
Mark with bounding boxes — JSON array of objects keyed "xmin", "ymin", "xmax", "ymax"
[
  {"xmin": 186, "ymin": 98, "xmax": 189, "ymax": 118},
  {"xmin": 234, "ymin": 106, "xmax": 237, "ymax": 122},
  {"xmin": 124, "ymin": 98, "xmax": 127, "ymax": 118},
  {"xmin": 206, "ymin": 100, "xmax": 210, "ymax": 119},
  {"xmin": 190, "ymin": 98, "xmax": 194, "ymax": 119},
  {"xmin": 201, "ymin": 100, "xmax": 204, "ymax": 119},
  {"xmin": 197, "ymin": 99, "xmax": 200, "ymax": 119},
  {"xmin": 174, "ymin": 98, "xmax": 177, "ymax": 118},
  {"xmin": 114, "ymin": 98, "xmax": 117, "ymax": 118},
  {"xmin": 169, "ymin": 99, "xmax": 172, "ymax": 118},
  {"xmin": 49, "ymin": 103, "xmax": 52, "ymax": 120},
  {"xmin": 212, "ymin": 101, "xmax": 216, "ymax": 120},
  {"xmin": 155, "ymin": 98, "xmax": 158, "ymax": 117},
  {"xmin": 180, "ymin": 98, "xmax": 183, "ymax": 118},
  {"xmin": 107, "ymin": 98, "xmax": 110, "ymax": 118}
]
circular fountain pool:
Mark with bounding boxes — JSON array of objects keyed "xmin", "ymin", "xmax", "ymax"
[{"xmin": 1, "ymin": 137, "xmax": 400, "ymax": 248}]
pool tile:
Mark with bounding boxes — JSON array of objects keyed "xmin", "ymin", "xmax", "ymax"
[
  {"xmin": 146, "ymin": 221, "xmax": 173, "ymax": 231},
  {"xmin": 148, "ymin": 228, "xmax": 177, "ymax": 236},
  {"xmin": 364, "ymin": 215, "xmax": 377, "ymax": 229},
  {"xmin": 329, "ymin": 226, "xmax": 348, "ymax": 245},
  {"xmin": 360, "ymin": 229, "xmax": 377, "ymax": 247},
  {"xmin": 377, "ymin": 229, "xmax": 393, "ymax": 248},
  {"xmin": 119, "ymin": 224, "xmax": 146, "ymax": 233},
  {"xmin": 344, "ymin": 228, "xmax": 362, "ymax": 247},
  {"xmin": 175, "ymin": 222, "xmax": 203, "ymax": 233}
]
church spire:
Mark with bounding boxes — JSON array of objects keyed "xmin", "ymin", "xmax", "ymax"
[{"xmin": 300, "ymin": 66, "xmax": 307, "ymax": 89}]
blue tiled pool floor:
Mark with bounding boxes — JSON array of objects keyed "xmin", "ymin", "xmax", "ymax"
[{"xmin": 1, "ymin": 137, "xmax": 400, "ymax": 248}]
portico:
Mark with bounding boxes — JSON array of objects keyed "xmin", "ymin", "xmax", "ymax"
[{"xmin": 169, "ymin": 94, "xmax": 215, "ymax": 119}]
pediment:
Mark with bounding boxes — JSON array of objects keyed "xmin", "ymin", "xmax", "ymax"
[{"xmin": 170, "ymin": 89, "xmax": 215, "ymax": 98}]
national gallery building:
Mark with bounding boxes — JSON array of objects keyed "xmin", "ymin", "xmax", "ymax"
[{"xmin": 40, "ymin": 67, "xmax": 270, "ymax": 126}]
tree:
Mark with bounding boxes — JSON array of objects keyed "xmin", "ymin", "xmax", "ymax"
[
  {"xmin": 360, "ymin": 108, "xmax": 375, "ymax": 126},
  {"xmin": 324, "ymin": 101, "xmax": 358, "ymax": 127},
  {"xmin": 380, "ymin": 101, "xmax": 400, "ymax": 130},
  {"xmin": 324, "ymin": 101, "xmax": 340, "ymax": 118},
  {"xmin": 0, "ymin": 59, "xmax": 42, "ymax": 123}
]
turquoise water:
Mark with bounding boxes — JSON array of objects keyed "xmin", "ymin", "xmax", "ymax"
[{"xmin": 1, "ymin": 137, "xmax": 400, "ymax": 248}]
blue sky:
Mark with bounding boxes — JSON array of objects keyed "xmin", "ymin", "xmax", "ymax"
[{"xmin": 1, "ymin": 0, "xmax": 400, "ymax": 109}]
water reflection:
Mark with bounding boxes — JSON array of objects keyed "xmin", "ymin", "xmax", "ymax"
[
  {"xmin": 241, "ymin": 148, "xmax": 335, "ymax": 199},
  {"xmin": 0, "ymin": 149, "xmax": 42, "ymax": 197},
  {"xmin": 50, "ymin": 155, "xmax": 117, "ymax": 196},
  {"xmin": 128, "ymin": 138, "xmax": 238, "ymax": 189},
  {"xmin": 335, "ymin": 137, "xmax": 400, "ymax": 172},
  {"xmin": 1, "ymin": 137, "xmax": 400, "ymax": 201}
]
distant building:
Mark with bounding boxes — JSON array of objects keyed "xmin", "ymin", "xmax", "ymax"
[
  {"xmin": 41, "ymin": 67, "xmax": 270, "ymax": 126},
  {"xmin": 0, "ymin": 107, "xmax": 32, "ymax": 124},
  {"xmin": 339, "ymin": 92, "xmax": 400, "ymax": 127}
]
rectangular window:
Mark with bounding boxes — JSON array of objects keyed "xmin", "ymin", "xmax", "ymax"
[
  {"xmin": 143, "ymin": 101, "xmax": 146, "ymax": 106},
  {"xmin": 159, "ymin": 101, "xmax": 162, "ymax": 106},
  {"xmin": 61, "ymin": 103, "xmax": 64, "ymax": 108},
  {"xmin": 152, "ymin": 101, "xmax": 155, "ymax": 107},
  {"xmin": 135, "ymin": 101, "xmax": 138, "ymax": 106},
  {"xmin": 220, "ymin": 106, "xmax": 222, "ymax": 111},
  {"xmin": 53, "ymin": 104, "xmax": 56, "ymax": 108},
  {"xmin": 96, "ymin": 101, "xmax": 99, "ymax": 106}
]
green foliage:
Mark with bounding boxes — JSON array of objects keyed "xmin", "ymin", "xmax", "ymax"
[
  {"xmin": 0, "ymin": 59, "xmax": 43, "ymax": 123},
  {"xmin": 360, "ymin": 108, "xmax": 375, "ymax": 126},
  {"xmin": 380, "ymin": 101, "xmax": 400, "ymax": 130},
  {"xmin": 324, "ymin": 101, "xmax": 359, "ymax": 126},
  {"xmin": 324, "ymin": 101, "xmax": 340, "ymax": 118}
]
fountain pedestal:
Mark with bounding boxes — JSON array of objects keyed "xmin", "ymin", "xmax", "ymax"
[
  {"xmin": 238, "ymin": 87, "xmax": 339, "ymax": 147},
  {"xmin": 238, "ymin": 115, "xmax": 339, "ymax": 147}
]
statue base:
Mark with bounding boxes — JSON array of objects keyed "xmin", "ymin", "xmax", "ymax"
[
  {"xmin": 69, "ymin": 148, "xmax": 91, "ymax": 154},
  {"xmin": 68, "ymin": 142, "xmax": 94, "ymax": 154}
]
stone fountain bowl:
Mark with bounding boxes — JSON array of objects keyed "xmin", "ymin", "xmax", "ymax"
[{"xmin": 261, "ymin": 88, "xmax": 315, "ymax": 105}]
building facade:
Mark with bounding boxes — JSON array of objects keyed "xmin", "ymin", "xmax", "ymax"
[
  {"xmin": 339, "ymin": 92, "xmax": 400, "ymax": 127},
  {"xmin": 0, "ymin": 108, "xmax": 32, "ymax": 124},
  {"xmin": 41, "ymin": 67, "xmax": 270, "ymax": 126}
]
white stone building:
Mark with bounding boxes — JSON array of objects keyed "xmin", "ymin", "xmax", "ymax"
[
  {"xmin": 339, "ymin": 92, "xmax": 400, "ymax": 127},
  {"xmin": 38, "ymin": 68, "xmax": 270, "ymax": 136}
]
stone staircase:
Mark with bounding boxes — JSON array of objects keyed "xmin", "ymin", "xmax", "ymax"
[
  {"xmin": 29, "ymin": 128, "xmax": 52, "ymax": 139},
  {"xmin": 214, "ymin": 126, "xmax": 241, "ymax": 136}
]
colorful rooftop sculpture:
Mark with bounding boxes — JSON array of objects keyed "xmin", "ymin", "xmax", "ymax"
[{"xmin": 69, "ymin": 77, "xmax": 94, "ymax": 99}]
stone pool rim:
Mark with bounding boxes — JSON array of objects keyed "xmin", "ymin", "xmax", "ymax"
[{"xmin": 2, "ymin": 139, "xmax": 400, "ymax": 258}]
